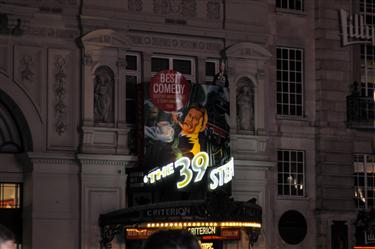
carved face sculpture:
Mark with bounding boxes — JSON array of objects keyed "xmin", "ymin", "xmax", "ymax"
[{"xmin": 96, "ymin": 72, "xmax": 111, "ymax": 95}]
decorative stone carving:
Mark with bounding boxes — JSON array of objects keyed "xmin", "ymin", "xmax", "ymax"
[
  {"xmin": 154, "ymin": 0, "xmax": 172, "ymax": 15},
  {"xmin": 207, "ymin": 1, "xmax": 220, "ymax": 20},
  {"xmin": 127, "ymin": 34, "xmax": 223, "ymax": 53},
  {"xmin": 20, "ymin": 55, "xmax": 34, "ymax": 82},
  {"xmin": 237, "ymin": 81, "xmax": 255, "ymax": 131},
  {"xmin": 128, "ymin": 0, "xmax": 143, "ymax": 12},
  {"xmin": 0, "ymin": 13, "xmax": 23, "ymax": 36},
  {"xmin": 54, "ymin": 55, "xmax": 67, "ymax": 135},
  {"xmin": 153, "ymin": 0, "xmax": 196, "ymax": 17},
  {"xmin": 84, "ymin": 55, "xmax": 93, "ymax": 65},
  {"xmin": 94, "ymin": 66, "xmax": 114, "ymax": 124},
  {"xmin": 181, "ymin": 0, "xmax": 196, "ymax": 17}
]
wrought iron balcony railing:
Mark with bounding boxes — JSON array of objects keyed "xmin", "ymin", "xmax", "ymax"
[{"xmin": 347, "ymin": 94, "xmax": 375, "ymax": 129}]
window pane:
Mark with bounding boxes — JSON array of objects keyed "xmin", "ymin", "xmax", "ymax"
[
  {"xmin": 278, "ymin": 150, "xmax": 305, "ymax": 197},
  {"xmin": 126, "ymin": 55, "xmax": 138, "ymax": 70},
  {"xmin": 126, "ymin": 76, "xmax": 137, "ymax": 98},
  {"xmin": 126, "ymin": 100, "xmax": 136, "ymax": 124},
  {"xmin": 276, "ymin": 47, "xmax": 304, "ymax": 116},
  {"xmin": 0, "ymin": 183, "xmax": 20, "ymax": 208},
  {"xmin": 173, "ymin": 59, "xmax": 192, "ymax": 74},
  {"xmin": 152, "ymin": 57, "xmax": 169, "ymax": 72},
  {"xmin": 205, "ymin": 62, "xmax": 216, "ymax": 77}
]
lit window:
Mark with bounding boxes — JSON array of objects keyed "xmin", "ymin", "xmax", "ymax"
[
  {"xmin": 277, "ymin": 150, "xmax": 305, "ymax": 196},
  {"xmin": 354, "ymin": 154, "xmax": 375, "ymax": 208},
  {"xmin": 0, "ymin": 183, "xmax": 22, "ymax": 248},
  {"xmin": 276, "ymin": 47, "xmax": 304, "ymax": 116},
  {"xmin": 276, "ymin": 0, "xmax": 304, "ymax": 11},
  {"xmin": 126, "ymin": 53, "xmax": 141, "ymax": 124},
  {"xmin": 151, "ymin": 55, "xmax": 196, "ymax": 83},
  {"xmin": 0, "ymin": 183, "xmax": 21, "ymax": 208}
]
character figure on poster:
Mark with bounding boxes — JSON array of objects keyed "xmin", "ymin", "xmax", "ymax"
[{"xmin": 172, "ymin": 104, "xmax": 208, "ymax": 158}]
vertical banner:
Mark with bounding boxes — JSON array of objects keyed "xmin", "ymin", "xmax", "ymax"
[{"xmin": 143, "ymin": 70, "xmax": 230, "ymax": 192}]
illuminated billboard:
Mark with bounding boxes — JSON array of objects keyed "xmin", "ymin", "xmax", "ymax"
[{"xmin": 143, "ymin": 70, "xmax": 231, "ymax": 191}]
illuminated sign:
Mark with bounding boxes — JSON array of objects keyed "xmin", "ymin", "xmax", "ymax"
[
  {"xmin": 200, "ymin": 242, "xmax": 214, "ymax": 249},
  {"xmin": 149, "ymin": 70, "xmax": 190, "ymax": 112},
  {"xmin": 126, "ymin": 229, "xmax": 156, "ymax": 240},
  {"xmin": 146, "ymin": 207, "xmax": 191, "ymax": 217},
  {"xmin": 125, "ymin": 227, "xmax": 241, "ymax": 241},
  {"xmin": 188, "ymin": 227, "xmax": 217, "ymax": 236},
  {"xmin": 143, "ymin": 151, "xmax": 234, "ymax": 190}
]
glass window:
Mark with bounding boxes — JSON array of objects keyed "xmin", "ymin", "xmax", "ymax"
[
  {"xmin": 0, "ymin": 183, "xmax": 22, "ymax": 248},
  {"xmin": 276, "ymin": 0, "xmax": 304, "ymax": 11},
  {"xmin": 151, "ymin": 57, "xmax": 169, "ymax": 72},
  {"xmin": 125, "ymin": 53, "xmax": 141, "ymax": 124},
  {"xmin": 205, "ymin": 59, "xmax": 219, "ymax": 84},
  {"xmin": 277, "ymin": 150, "xmax": 305, "ymax": 196},
  {"xmin": 151, "ymin": 55, "xmax": 196, "ymax": 83},
  {"xmin": 173, "ymin": 59, "xmax": 192, "ymax": 75},
  {"xmin": 354, "ymin": 154, "xmax": 375, "ymax": 208},
  {"xmin": 359, "ymin": 1, "xmax": 375, "ymax": 122},
  {"xmin": 276, "ymin": 47, "xmax": 304, "ymax": 116},
  {"xmin": 0, "ymin": 183, "xmax": 20, "ymax": 208}
]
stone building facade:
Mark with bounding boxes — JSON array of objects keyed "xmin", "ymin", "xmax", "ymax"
[{"xmin": 0, "ymin": 0, "xmax": 373, "ymax": 249}]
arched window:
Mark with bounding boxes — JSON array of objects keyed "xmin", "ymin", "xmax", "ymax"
[
  {"xmin": 0, "ymin": 91, "xmax": 31, "ymax": 153},
  {"xmin": 0, "ymin": 90, "xmax": 32, "ymax": 248}
]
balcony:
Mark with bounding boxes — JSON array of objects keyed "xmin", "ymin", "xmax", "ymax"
[{"xmin": 347, "ymin": 94, "xmax": 375, "ymax": 129}]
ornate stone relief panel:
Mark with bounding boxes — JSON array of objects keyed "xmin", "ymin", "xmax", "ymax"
[
  {"xmin": 207, "ymin": 1, "xmax": 221, "ymax": 20},
  {"xmin": 127, "ymin": 33, "xmax": 223, "ymax": 56},
  {"xmin": 13, "ymin": 0, "xmax": 77, "ymax": 6},
  {"xmin": 153, "ymin": 0, "xmax": 197, "ymax": 17},
  {"xmin": 14, "ymin": 45, "xmax": 43, "ymax": 110},
  {"xmin": 128, "ymin": 0, "xmax": 143, "ymax": 12},
  {"xmin": 47, "ymin": 48, "xmax": 77, "ymax": 150}
]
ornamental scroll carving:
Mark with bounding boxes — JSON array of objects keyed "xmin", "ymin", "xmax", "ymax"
[
  {"xmin": 207, "ymin": 1, "xmax": 220, "ymax": 20},
  {"xmin": 153, "ymin": 0, "xmax": 196, "ymax": 17},
  {"xmin": 128, "ymin": 0, "xmax": 143, "ymax": 12},
  {"xmin": 54, "ymin": 55, "xmax": 67, "ymax": 135},
  {"xmin": 20, "ymin": 55, "xmax": 34, "ymax": 83}
]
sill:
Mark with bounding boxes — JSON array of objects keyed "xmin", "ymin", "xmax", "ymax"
[
  {"xmin": 275, "ymin": 7, "xmax": 306, "ymax": 16},
  {"xmin": 277, "ymin": 195, "xmax": 308, "ymax": 201},
  {"xmin": 276, "ymin": 114, "xmax": 308, "ymax": 122}
]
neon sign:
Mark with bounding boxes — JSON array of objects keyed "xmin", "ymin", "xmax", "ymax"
[{"xmin": 143, "ymin": 152, "xmax": 234, "ymax": 190}]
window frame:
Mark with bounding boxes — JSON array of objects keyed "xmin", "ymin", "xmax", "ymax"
[
  {"xmin": 354, "ymin": 154, "xmax": 375, "ymax": 209},
  {"xmin": 0, "ymin": 182, "xmax": 21, "ymax": 209},
  {"xmin": 125, "ymin": 52, "xmax": 142, "ymax": 125},
  {"xmin": 151, "ymin": 54, "xmax": 196, "ymax": 83},
  {"xmin": 277, "ymin": 149, "xmax": 306, "ymax": 198},
  {"xmin": 205, "ymin": 58, "xmax": 220, "ymax": 84},
  {"xmin": 276, "ymin": 47, "xmax": 305, "ymax": 117}
]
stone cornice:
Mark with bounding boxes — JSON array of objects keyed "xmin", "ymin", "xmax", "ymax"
[
  {"xmin": 234, "ymin": 159, "xmax": 275, "ymax": 169},
  {"xmin": 0, "ymin": 3, "xmax": 38, "ymax": 16},
  {"xmin": 77, "ymin": 153, "xmax": 137, "ymax": 167},
  {"xmin": 17, "ymin": 152, "xmax": 138, "ymax": 167}
]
